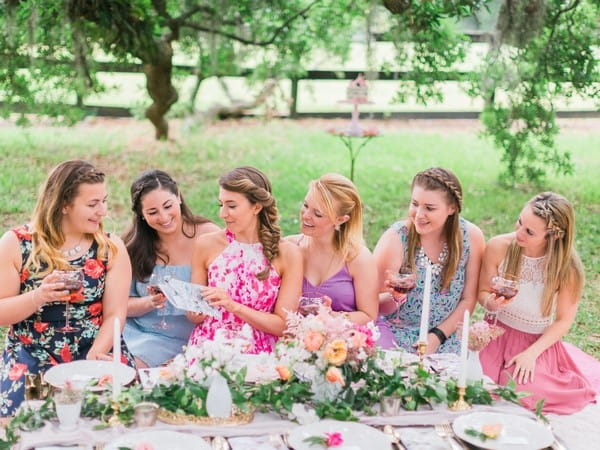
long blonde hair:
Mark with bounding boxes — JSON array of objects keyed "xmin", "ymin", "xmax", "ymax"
[
  {"xmin": 219, "ymin": 166, "xmax": 281, "ymax": 280},
  {"xmin": 406, "ymin": 168, "xmax": 463, "ymax": 291},
  {"xmin": 308, "ymin": 173, "xmax": 364, "ymax": 262},
  {"xmin": 503, "ymin": 192, "xmax": 584, "ymax": 316},
  {"xmin": 27, "ymin": 160, "xmax": 116, "ymax": 276}
]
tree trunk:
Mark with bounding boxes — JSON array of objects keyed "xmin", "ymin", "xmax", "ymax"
[{"xmin": 142, "ymin": 37, "xmax": 178, "ymax": 140}]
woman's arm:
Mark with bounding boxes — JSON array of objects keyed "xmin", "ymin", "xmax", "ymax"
[
  {"xmin": 187, "ymin": 231, "xmax": 222, "ymax": 323},
  {"xmin": 507, "ymin": 268, "xmax": 581, "ymax": 384},
  {"xmin": 0, "ymin": 232, "xmax": 70, "ymax": 325},
  {"xmin": 373, "ymin": 226, "xmax": 405, "ymax": 315},
  {"xmin": 203, "ymin": 241, "xmax": 303, "ymax": 336},
  {"xmin": 477, "ymin": 234, "xmax": 512, "ymax": 311},
  {"xmin": 430, "ymin": 223, "xmax": 486, "ymax": 348},
  {"xmin": 346, "ymin": 246, "xmax": 379, "ymax": 324},
  {"xmin": 87, "ymin": 235, "xmax": 132, "ymax": 360}
]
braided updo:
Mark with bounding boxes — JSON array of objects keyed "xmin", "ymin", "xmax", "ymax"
[{"xmin": 219, "ymin": 167, "xmax": 281, "ymax": 280}]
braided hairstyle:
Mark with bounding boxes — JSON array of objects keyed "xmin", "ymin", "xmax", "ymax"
[
  {"xmin": 219, "ymin": 166, "xmax": 281, "ymax": 280},
  {"xmin": 503, "ymin": 192, "xmax": 584, "ymax": 316},
  {"xmin": 28, "ymin": 160, "xmax": 116, "ymax": 276},
  {"xmin": 122, "ymin": 169, "xmax": 212, "ymax": 281},
  {"xmin": 406, "ymin": 167, "xmax": 463, "ymax": 291}
]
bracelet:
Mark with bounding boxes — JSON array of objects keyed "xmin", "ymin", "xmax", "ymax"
[
  {"xmin": 428, "ymin": 326, "xmax": 447, "ymax": 345},
  {"xmin": 29, "ymin": 290, "xmax": 42, "ymax": 312}
]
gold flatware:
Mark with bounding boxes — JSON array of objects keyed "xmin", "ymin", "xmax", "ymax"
[{"xmin": 383, "ymin": 424, "xmax": 406, "ymax": 450}]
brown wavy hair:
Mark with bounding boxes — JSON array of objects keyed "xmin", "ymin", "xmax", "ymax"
[
  {"xmin": 219, "ymin": 166, "xmax": 281, "ymax": 280},
  {"xmin": 502, "ymin": 192, "xmax": 584, "ymax": 316},
  {"xmin": 27, "ymin": 160, "xmax": 116, "ymax": 276},
  {"xmin": 406, "ymin": 167, "xmax": 463, "ymax": 291},
  {"xmin": 122, "ymin": 169, "xmax": 212, "ymax": 281}
]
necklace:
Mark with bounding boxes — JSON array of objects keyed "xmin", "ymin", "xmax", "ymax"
[
  {"xmin": 62, "ymin": 238, "xmax": 83, "ymax": 258},
  {"xmin": 416, "ymin": 243, "xmax": 448, "ymax": 276}
]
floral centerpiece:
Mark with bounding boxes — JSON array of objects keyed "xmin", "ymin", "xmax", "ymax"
[{"xmin": 467, "ymin": 320, "xmax": 505, "ymax": 351}]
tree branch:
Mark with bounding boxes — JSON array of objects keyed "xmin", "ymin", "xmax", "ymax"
[{"xmin": 181, "ymin": 0, "xmax": 321, "ymax": 47}]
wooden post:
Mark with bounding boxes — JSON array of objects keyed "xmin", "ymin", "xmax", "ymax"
[{"xmin": 290, "ymin": 78, "xmax": 298, "ymax": 118}]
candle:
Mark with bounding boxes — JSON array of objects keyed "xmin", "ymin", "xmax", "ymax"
[
  {"xmin": 112, "ymin": 317, "xmax": 121, "ymax": 401},
  {"xmin": 458, "ymin": 309, "xmax": 470, "ymax": 388},
  {"xmin": 418, "ymin": 264, "xmax": 433, "ymax": 342}
]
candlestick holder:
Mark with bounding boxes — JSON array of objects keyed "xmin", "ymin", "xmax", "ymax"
[
  {"xmin": 416, "ymin": 341, "xmax": 427, "ymax": 369},
  {"xmin": 108, "ymin": 401, "xmax": 122, "ymax": 427},
  {"xmin": 449, "ymin": 386, "xmax": 471, "ymax": 411}
]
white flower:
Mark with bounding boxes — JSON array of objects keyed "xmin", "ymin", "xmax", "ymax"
[{"xmin": 289, "ymin": 403, "xmax": 319, "ymax": 425}]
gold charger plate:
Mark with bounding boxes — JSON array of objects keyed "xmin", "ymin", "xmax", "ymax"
[{"xmin": 157, "ymin": 405, "xmax": 254, "ymax": 426}]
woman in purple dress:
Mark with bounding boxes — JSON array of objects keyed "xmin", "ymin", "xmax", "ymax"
[{"xmin": 287, "ymin": 173, "xmax": 394, "ymax": 347}]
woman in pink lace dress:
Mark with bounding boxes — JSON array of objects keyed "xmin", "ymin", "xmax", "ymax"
[
  {"xmin": 187, "ymin": 167, "xmax": 302, "ymax": 353},
  {"xmin": 478, "ymin": 192, "xmax": 596, "ymax": 414}
]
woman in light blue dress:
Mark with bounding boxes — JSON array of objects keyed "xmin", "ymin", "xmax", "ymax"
[
  {"xmin": 373, "ymin": 168, "xmax": 485, "ymax": 354},
  {"xmin": 122, "ymin": 170, "xmax": 219, "ymax": 367}
]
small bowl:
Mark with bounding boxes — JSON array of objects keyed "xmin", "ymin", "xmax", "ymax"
[{"xmin": 133, "ymin": 402, "xmax": 159, "ymax": 427}]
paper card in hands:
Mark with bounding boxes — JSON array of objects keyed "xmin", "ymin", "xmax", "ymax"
[{"xmin": 158, "ymin": 278, "xmax": 222, "ymax": 319}]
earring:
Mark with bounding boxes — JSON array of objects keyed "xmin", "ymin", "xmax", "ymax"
[{"xmin": 335, "ymin": 224, "xmax": 340, "ymax": 231}]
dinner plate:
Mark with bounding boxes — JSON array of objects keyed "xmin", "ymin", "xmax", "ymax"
[
  {"xmin": 288, "ymin": 419, "xmax": 391, "ymax": 450},
  {"xmin": 105, "ymin": 430, "xmax": 210, "ymax": 450},
  {"xmin": 452, "ymin": 412, "xmax": 554, "ymax": 450},
  {"xmin": 43, "ymin": 360, "xmax": 136, "ymax": 389}
]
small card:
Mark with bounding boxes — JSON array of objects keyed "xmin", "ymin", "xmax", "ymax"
[{"xmin": 158, "ymin": 278, "xmax": 221, "ymax": 319}]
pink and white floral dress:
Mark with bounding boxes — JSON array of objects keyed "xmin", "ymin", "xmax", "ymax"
[{"xmin": 188, "ymin": 230, "xmax": 281, "ymax": 353}]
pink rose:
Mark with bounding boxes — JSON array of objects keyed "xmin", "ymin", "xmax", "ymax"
[
  {"xmin": 325, "ymin": 432, "xmax": 344, "ymax": 447},
  {"xmin": 303, "ymin": 331, "xmax": 325, "ymax": 351}
]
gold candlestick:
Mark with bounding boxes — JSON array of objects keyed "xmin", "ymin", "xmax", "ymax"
[
  {"xmin": 449, "ymin": 386, "xmax": 471, "ymax": 411},
  {"xmin": 416, "ymin": 341, "xmax": 427, "ymax": 368},
  {"xmin": 108, "ymin": 401, "xmax": 121, "ymax": 427}
]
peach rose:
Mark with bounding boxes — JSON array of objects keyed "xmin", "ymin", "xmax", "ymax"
[
  {"xmin": 275, "ymin": 365, "xmax": 292, "ymax": 381},
  {"xmin": 303, "ymin": 331, "xmax": 324, "ymax": 351},
  {"xmin": 325, "ymin": 367, "xmax": 345, "ymax": 386},
  {"xmin": 324, "ymin": 339, "xmax": 348, "ymax": 366}
]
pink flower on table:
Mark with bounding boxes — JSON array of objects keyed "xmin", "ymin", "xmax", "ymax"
[
  {"xmin": 303, "ymin": 331, "xmax": 325, "ymax": 351},
  {"xmin": 325, "ymin": 432, "xmax": 344, "ymax": 447},
  {"xmin": 325, "ymin": 367, "xmax": 345, "ymax": 386}
]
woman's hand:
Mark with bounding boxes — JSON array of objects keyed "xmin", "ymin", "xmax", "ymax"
[
  {"xmin": 186, "ymin": 311, "xmax": 206, "ymax": 324},
  {"xmin": 483, "ymin": 292, "xmax": 508, "ymax": 312},
  {"xmin": 86, "ymin": 349, "xmax": 113, "ymax": 361},
  {"xmin": 202, "ymin": 287, "xmax": 241, "ymax": 314},
  {"xmin": 145, "ymin": 287, "xmax": 167, "ymax": 309},
  {"xmin": 35, "ymin": 271, "xmax": 71, "ymax": 304},
  {"xmin": 412, "ymin": 333, "xmax": 440, "ymax": 355},
  {"xmin": 506, "ymin": 349, "xmax": 538, "ymax": 384}
]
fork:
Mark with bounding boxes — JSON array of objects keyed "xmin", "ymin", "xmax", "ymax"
[{"xmin": 434, "ymin": 422, "xmax": 463, "ymax": 450}]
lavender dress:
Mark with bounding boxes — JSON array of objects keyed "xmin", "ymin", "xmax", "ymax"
[{"xmin": 302, "ymin": 266, "xmax": 395, "ymax": 348}]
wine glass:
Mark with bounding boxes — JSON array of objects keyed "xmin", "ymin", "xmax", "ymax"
[
  {"xmin": 148, "ymin": 272, "xmax": 172, "ymax": 330},
  {"xmin": 56, "ymin": 270, "xmax": 84, "ymax": 333},
  {"xmin": 490, "ymin": 274, "xmax": 520, "ymax": 305},
  {"xmin": 298, "ymin": 292, "xmax": 326, "ymax": 316},
  {"xmin": 388, "ymin": 269, "xmax": 417, "ymax": 296}
]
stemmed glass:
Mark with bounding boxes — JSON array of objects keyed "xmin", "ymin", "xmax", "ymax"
[
  {"xmin": 490, "ymin": 274, "xmax": 519, "ymax": 305},
  {"xmin": 298, "ymin": 292, "xmax": 326, "ymax": 316},
  {"xmin": 148, "ymin": 272, "xmax": 172, "ymax": 330},
  {"xmin": 387, "ymin": 268, "xmax": 416, "ymax": 308},
  {"xmin": 56, "ymin": 270, "xmax": 84, "ymax": 333}
]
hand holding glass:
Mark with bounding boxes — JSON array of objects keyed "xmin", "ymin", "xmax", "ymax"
[
  {"xmin": 148, "ymin": 273, "xmax": 171, "ymax": 330},
  {"xmin": 490, "ymin": 275, "xmax": 519, "ymax": 305},
  {"xmin": 298, "ymin": 294, "xmax": 327, "ymax": 316},
  {"xmin": 387, "ymin": 269, "xmax": 416, "ymax": 306},
  {"xmin": 54, "ymin": 270, "xmax": 84, "ymax": 333}
]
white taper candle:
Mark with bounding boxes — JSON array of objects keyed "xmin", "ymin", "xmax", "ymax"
[
  {"xmin": 418, "ymin": 264, "xmax": 433, "ymax": 343},
  {"xmin": 458, "ymin": 309, "xmax": 470, "ymax": 388}
]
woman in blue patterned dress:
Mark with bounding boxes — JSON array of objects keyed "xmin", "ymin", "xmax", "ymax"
[
  {"xmin": 373, "ymin": 168, "xmax": 485, "ymax": 353},
  {"xmin": 122, "ymin": 170, "xmax": 219, "ymax": 367},
  {"xmin": 0, "ymin": 160, "xmax": 135, "ymax": 416}
]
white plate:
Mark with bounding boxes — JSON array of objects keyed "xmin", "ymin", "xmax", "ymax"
[
  {"xmin": 288, "ymin": 419, "xmax": 391, "ymax": 450},
  {"xmin": 452, "ymin": 412, "xmax": 554, "ymax": 450},
  {"xmin": 43, "ymin": 360, "xmax": 136, "ymax": 389},
  {"xmin": 105, "ymin": 430, "xmax": 210, "ymax": 450}
]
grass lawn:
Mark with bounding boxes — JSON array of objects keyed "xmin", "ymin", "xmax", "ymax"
[{"xmin": 0, "ymin": 117, "xmax": 599, "ymax": 356}]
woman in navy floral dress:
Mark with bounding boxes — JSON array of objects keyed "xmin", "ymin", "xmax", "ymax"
[{"xmin": 0, "ymin": 160, "xmax": 135, "ymax": 416}]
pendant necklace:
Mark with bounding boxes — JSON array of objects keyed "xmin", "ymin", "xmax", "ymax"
[{"xmin": 62, "ymin": 238, "xmax": 83, "ymax": 258}]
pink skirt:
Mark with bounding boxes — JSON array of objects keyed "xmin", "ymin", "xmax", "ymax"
[{"xmin": 479, "ymin": 321, "xmax": 597, "ymax": 414}]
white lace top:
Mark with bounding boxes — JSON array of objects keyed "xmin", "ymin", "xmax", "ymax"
[{"xmin": 496, "ymin": 255, "xmax": 555, "ymax": 334}]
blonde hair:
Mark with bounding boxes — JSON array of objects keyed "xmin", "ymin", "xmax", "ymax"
[
  {"xmin": 503, "ymin": 192, "xmax": 584, "ymax": 316},
  {"xmin": 406, "ymin": 167, "xmax": 463, "ymax": 291},
  {"xmin": 219, "ymin": 166, "xmax": 280, "ymax": 280},
  {"xmin": 308, "ymin": 173, "xmax": 364, "ymax": 261},
  {"xmin": 27, "ymin": 160, "xmax": 116, "ymax": 276}
]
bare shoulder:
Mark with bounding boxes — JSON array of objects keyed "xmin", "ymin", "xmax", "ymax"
[
  {"xmin": 465, "ymin": 221, "xmax": 485, "ymax": 247},
  {"xmin": 195, "ymin": 221, "xmax": 221, "ymax": 235},
  {"xmin": 0, "ymin": 230, "xmax": 21, "ymax": 268},
  {"xmin": 347, "ymin": 245, "xmax": 375, "ymax": 273},
  {"xmin": 283, "ymin": 234, "xmax": 303, "ymax": 246},
  {"xmin": 484, "ymin": 233, "xmax": 514, "ymax": 261},
  {"xmin": 194, "ymin": 229, "xmax": 227, "ymax": 248},
  {"xmin": 278, "ymin": 239, "xmax": 302, "ymax": 261}
]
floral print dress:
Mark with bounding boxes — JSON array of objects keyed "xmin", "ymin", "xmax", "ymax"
[
  {"xmin": 381, "ymin": 218, "xmax": 470, "ymax": 353},
  {"xmin": 188, "ymin": 229, "xmax": 281, "ymax": 353},
  {"xmin": 0, "ymin": 225, "xmax": 134, "ymax": 416}
]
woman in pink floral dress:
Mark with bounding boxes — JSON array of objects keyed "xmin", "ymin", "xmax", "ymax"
[
  {"xmin": 187, "ymin": 167, "xmax": 302, "ymax": 353},
  {"xmin": 0, "ymin": 160, "xmax": 134, "ymax": 416}
]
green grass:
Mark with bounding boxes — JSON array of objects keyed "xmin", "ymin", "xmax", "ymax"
[{"xmin": 0, "ymin": 118, "xmax": 599, "ymax": 356}]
